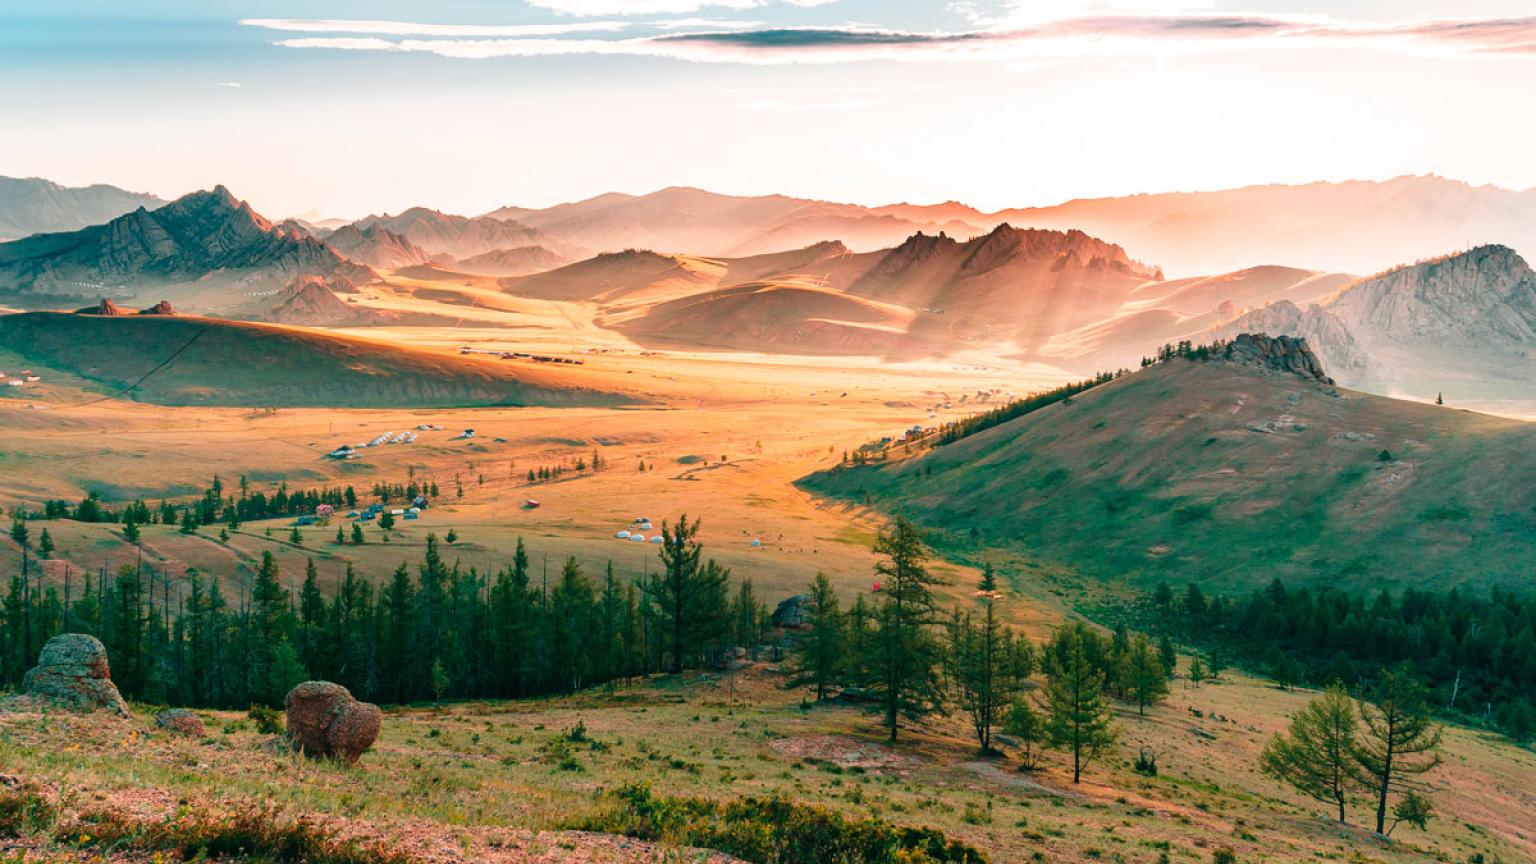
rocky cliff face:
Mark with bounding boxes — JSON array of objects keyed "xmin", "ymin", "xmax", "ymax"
[
  {"xmin": 1224, "ymin": 333, "xmax": 1333, "ymax": 383},
  {"xmin": 0, "ymin": 186, "xmax": 375, "ymax": 301},
  {"xmin": 1327, "ymin": 245, "xmax": 1536, "ymax": 347},
  {"xmin": 1204, "ymin": 246, "xmax": 1536, "ymax": 406}
]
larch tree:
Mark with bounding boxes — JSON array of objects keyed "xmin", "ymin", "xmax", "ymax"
[
  {"xmin": 1041, "ymin": 622, "xmax": 1116, "ymax": 783},
  {"xmin": 648, "ymin": 515, "xmax": 729, "ymax": 674},
  {"xmin": 1260, "ymin": 683, "xmax": 1363, "ymax": 824},
  {"xmin": 789, "ymin": 572, "xmax": 845, "ymax": 701},
  {"xmin": 951, "ymin": 562, "xmax": 1030, "ymax": 753},
  {"xmin": 864, "ymin": 515, "xmax": 946, "ymax": 743},
  {"xmin": 1357, "ymin": 664, "xmax": 1442, "ymax": 835},
  {"xmin": 1118, "ymin": 634, "xmax": 1169, "ymax": 715}
]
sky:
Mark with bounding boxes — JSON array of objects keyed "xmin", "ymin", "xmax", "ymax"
[{"xmin": 3, "ymin": 0, "xmax": 1536, "ymax": 219}]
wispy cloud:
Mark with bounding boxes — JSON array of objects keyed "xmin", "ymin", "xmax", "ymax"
[
  {"xmin": 216, "ymin": 81, "xmax": 244, "ymax": 88},
  {"xmin": 651, "ymin": 17, "xmax": 769, "ymax": 30},
  {"xmin": 240, "ymin": 18, "xmax": 630, "ymax": 37},
  {"xmin": 251, "ymin": 14, "xmax": 1536, "ymax": 65},
  {"xmin": 526, "ymin": 0, "xmax": 763, "ymax": 15}
]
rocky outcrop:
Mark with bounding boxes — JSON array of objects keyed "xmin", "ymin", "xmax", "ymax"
[
  {"xmin": 771, "ymin": 594, "xmax": 813, "ymax": 629},
  {"xmin": 156, "ymin": 708, "xmax": 206, "ymax": 737},
  {"xmin": 139, "ymin": 300, "xmax": 176, "ymax": 315},
  {"xmin": 285, "ymin": 681, "xmax": 381, "ymax": 764},
  {"xmin": 350, "ymin": 207, "xmax": 554, "ymax": 261},
  {"xmin": 1328, "ymin": 245, "xmax": 1536, "ymax": 348},
  {"xmin": 1225, "ymin": 333, "xmax": 1333, "ymax": 383},
  {"xmin": 19, "ymin": 634, "xmax": 130, "ymax": 717},
  {"xmin": 77, "ymin": 298, "xmax": 129, "ymax": 316}
]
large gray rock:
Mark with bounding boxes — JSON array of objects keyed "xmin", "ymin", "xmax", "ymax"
[
  {"xmin": 284, "ymin": 681, "xmax": 381, "ymax": 764},
  {"xmin": 21, "ymin": 634, "xmax": 130, "ymax": 717},
  {"xmin": 771, "ymin": 594, "xmax": 813, "ymax": 629}
]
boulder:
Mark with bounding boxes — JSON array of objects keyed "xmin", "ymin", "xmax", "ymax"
[
  {"xmin": 771, "ymin": 594, "xmax": 813, "ymax": 629},
  {"xmin": 156, "ymin": 708, "xmax": 206, "ymax": 737},
  {"xmin": 284, "ymin": 681, "xmax": 381, "ymax": 764},
  {"xmin": 21, "ymin": 634, "xmax": 130, "ymax": 717},
  {"xmin": 76, "ymin": 298, "xmax": 129, "ymax": 316},
  {"xmin": 139, "ymin": 300, "xmax": 177, "ymax": 315}
]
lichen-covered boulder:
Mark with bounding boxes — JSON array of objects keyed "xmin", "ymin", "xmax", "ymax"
[
  {"xmin": 156, "ymin": 708, "xmax": 206, "ymax": 737},
  {"xmin": 284, "ymin": 681, "xmax": 380, "ymax": 764},
  {"xmin": 21, "ymin": 634, "xmax": 129, "ymax": 717}
]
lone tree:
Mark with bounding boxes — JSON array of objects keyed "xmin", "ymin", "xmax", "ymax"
[
  {"xmin": 1261, "ymin": 683, "xmax": 1362, "ymax": 824},
  {"xmin": 1003, "ymin": 700, "xmax": 1046, "ymax": 771},
  {"xmin": 1042, "ymin": 622, "xmax": 1116, "ymax": 783},
  {"xmin": 865, "ymin": 515, "xmax": 945, "ymax": 742},
  {"xmin": 951, "ymin": 563, "xmax": 1033, "ymax": 752},
  {"xmin": 648, "ymin": 514, "xmax": 729, "ymax": 674},
  {"xmin": 1357, "ymin": 664, "xmax": 1442, "ymax": 835},
  {"xmin": 789, "ymin": 572, "xmax": 845, "ymax": 701}
]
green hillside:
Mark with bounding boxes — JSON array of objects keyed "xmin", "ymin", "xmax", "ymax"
[
  {"xmin": 801, "ymin": 359, "xmax": 1536, "ymax": 593},
  {"xmin": 0, "ymin": 311, "xmax": 630, "ymax": 408}
]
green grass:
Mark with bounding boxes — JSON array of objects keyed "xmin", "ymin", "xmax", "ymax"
[{"xmin": 800, "ymin": 361, "xmax": 1536, "ymax": 593}]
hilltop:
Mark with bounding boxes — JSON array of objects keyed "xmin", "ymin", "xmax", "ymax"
[
  {"xmin": 352, "ymin": 207, "xmax": 568, "ymax": 261},
  {"xmin": 801, "ymin": 353, "xmax": 1536, "ymax": 594},
  {"xmin": 0, "ymin": 311, "xmax": 632, "ymax": 408}
]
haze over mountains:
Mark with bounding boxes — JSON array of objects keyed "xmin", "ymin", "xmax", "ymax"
[
  {"xmin": 0, "ymin": 176, "xmax": 163, "ymax": 241},
  {"xmin": 2, "ymin": 173, "xmax": 1535, "ymax": 413}
]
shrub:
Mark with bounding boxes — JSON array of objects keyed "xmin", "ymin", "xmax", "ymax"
[
  {"xmin": 62, "ymin": 805, "xmax": 413, "ymax": 863},
  {"xmin": 0, "ymin": 784, "xmax": 57, "ymax": 838},
  {"xmin": 568, "ymin": 783, "xmax": 988, "ymax": 864},
  {"xmin": 249, "ymin": 703, "xmax": 284, "ymax": 735},
  {"xmin": 1212, "ymin": 846, "xmax": 1237, "ymax": 864}
]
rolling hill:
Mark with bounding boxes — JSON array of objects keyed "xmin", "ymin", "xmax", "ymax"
[
  {"xmin": 801, "ymin": 347, "xmax": 1536, "ymax": 594},
  {"xmin": 452, "ymin": 244, "xmax": 569, "ymax": 277},
  {"xmin": 0, "ymin": 176, "xmax": 164, "ymax": 241},
  {"xmin": 0, "ymin": 186, "xmax": 375, "ymax": 311},
  {"xmin": 0, "ymin": 311, "xmax": 632, "ymax": 408},
  {"xmin": 1210, "ymin": 245, "xmax": 1536, "ymax": 414}
]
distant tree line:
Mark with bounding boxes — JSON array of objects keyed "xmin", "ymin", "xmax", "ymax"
[
  {"xmin": 1143, "ymin": 579, "xmax": 1536, "ymax": 744},
  {"xmin": 0, "ymin": 515, "xmax": 765, "ymax": 712},
  {"xmin": 932, "ymin": 371, "xmax": 1124, "ymax": 447}
]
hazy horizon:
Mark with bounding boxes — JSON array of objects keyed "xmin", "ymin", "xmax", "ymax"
[{"xmin": 6, "ymin": 1, "xmax": 1536, "ymax": 219}]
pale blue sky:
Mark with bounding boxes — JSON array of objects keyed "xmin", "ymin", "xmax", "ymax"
[{"xmin": 4, "ymin": 1, "xmax": 1535, "ymax": 218}]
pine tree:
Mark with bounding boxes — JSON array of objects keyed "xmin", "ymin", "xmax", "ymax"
[
  {"xmin": 351, "ymin": 523, "xmax": 365, "ymax": 545},
  {"xmin": 1041, "ymin": 622, "xmax": 1116, "ymax": 783},
  {"xmin": 1118, "ymin": 634, "xmax": 1168, "ymax": 715},
  {"xmin": 1261, "ymin": 683, "xmax": 1362, "ymax": 824},
  {"xmin": 1003, "ymin": 701, "xmax": 1046, "ymax": 770},
  {"xmin": 249, "ymin": 552, "xmax": 291, "ymax": 705},
  {"xmin": 123, "ymin": 518, "xmax": 141, "ymax": 546},
  {"xmin": 108, "ymin": 564, "xmax": 146, "ymax": 699},
  {"xmin": 549, "ymin": 556, "xmax": 595, "ymax": 692},
  {"xmin": 863, "ymin": 515, "xmax": 945, "ymax": 742},
  {"xmin": 299, "ymin": 559, "xmax": 325, "ymax": 675},
  {"xmin": 380, "ymin": 563, "xmax": 414, "ymax": 703},
  {"xmin": 1357, "ymin": 664, "xmax": 1442, "ymax": 835},
  {"xmin": 1158, "ymin": 633, "xmax": 1177, "ymax": 679},
  {"xmin": 789, "ymin": 573, "xmax": 844, "ymax": 700},
  {"xmin": 647, "ymin": 515, "xmax": 729, "ymax": 674},
  {"xmin": 951, "ymin": 563, "xmax": 1030, "ymax": 752},
  {"xmin": 36, "ymin": 528, "xmax": 53, "ymax": 559}
]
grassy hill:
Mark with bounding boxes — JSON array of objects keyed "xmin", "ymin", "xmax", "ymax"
[
  {"xmin": 0, "ymin": 311, "xmax": 631, "ymax": 408},
  {"xmin": 801, "ymin": 359, "xmax": 1536, "ymax": 594}
]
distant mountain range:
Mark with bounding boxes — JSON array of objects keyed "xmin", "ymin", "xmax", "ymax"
[
  {"xmin": 0, "ymin": 186, "xmax": 373, "ymax": 312},
  {"xmin": 0, "ymin": 177, "xmax": 163, "ymax": 242},
  {"xmin": 486, "ymin": 176, "xmax": 1536, "ymax": 276}
]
